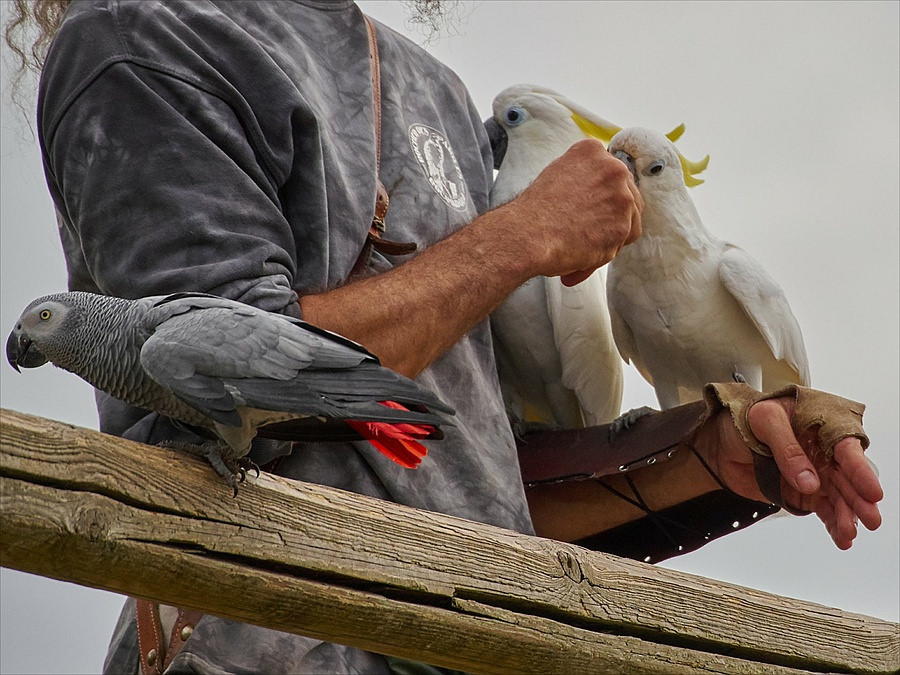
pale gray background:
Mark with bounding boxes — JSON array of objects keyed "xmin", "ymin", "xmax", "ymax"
[{"xmin": 1, "ymin": 2, "xmax": 897, "ymax": 673}]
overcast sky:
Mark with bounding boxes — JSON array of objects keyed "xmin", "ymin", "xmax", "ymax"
[{"xmin": 1, "ymin": 2, "xmax": 897, "ymax": 673}]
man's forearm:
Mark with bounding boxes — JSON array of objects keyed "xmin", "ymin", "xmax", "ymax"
[
  {"xmin": 301, "ymin": 139, "xmax": 642, "ymax": 377},
  {"xmin": 301, "ymin": 201, "xmax": 536, "ymax": 377},
  {"xmin": 526, "ymin": 446, "xmax": 722, "ymax": 542}
]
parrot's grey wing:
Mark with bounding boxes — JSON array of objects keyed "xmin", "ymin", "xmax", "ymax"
[
  {"xmin": 719, "ymin": 245, "xmax": 811, "ymax": 385},
  {"xmin": 142, "ymin": 300, "xmax": 454, "ymax": 430},
  {"xmin": 229, "ymin": 362, "xmax": 454, "ymax": 421},
  {"xmin": 140, "ymin": 302, "xmax": 375, "ymax": 425},
  {"xmin": 147, "ymin": 293, "xmax": 376, "ymax": 369}
]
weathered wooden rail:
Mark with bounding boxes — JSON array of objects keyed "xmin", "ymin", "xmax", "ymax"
[{"xmin": 1, "ymin": 408, "xmax": 897, "ymax": 674}]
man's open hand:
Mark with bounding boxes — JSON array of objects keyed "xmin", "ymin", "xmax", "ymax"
[{"xmin": 704, "ymin": 395, "xmax": 883, "ymax": 549}]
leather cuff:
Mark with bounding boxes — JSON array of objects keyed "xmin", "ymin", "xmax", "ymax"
[{"xmin": 702, "ymin": 382, "xmax": 868, "ymax": 460}]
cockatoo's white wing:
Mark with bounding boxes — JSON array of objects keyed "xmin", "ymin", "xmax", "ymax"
[
  {"xmin": 490, "ymin": 277, "xmax": 581, "ymax": 427},
  {"xmin": 718, "ymin": 245, "xmax": 811, "ymax": 387},
  {"xmin": 545, "ymin": 268, "xmax": 623, "ymax": 425}
]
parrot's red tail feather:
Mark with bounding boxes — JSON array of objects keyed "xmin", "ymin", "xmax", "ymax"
[{"xmin": 346, "ymin": 401, "xmax": 436, "ymax": 468}]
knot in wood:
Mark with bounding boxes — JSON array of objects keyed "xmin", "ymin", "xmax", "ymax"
[
  {"xmin": 557, "ymin": 549, "xmax": 583, "ymax": 582},
  {"xmin": 74, "ymin": 506, "xmax": 112, "ymax": 543}
]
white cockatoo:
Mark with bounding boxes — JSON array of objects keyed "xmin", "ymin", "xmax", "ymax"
[
  {"xmin": 486, "ymin": 84, "xmax": 652, "ymax": 429},
  {"xmin": 606, "ymin": 127, "xmax": 810, "ymax": 409}
]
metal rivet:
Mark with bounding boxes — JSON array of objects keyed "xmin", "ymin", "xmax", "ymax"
[
  {"xmin": 732, "ymin": 520, "xmax": 740, "ymax": 528},
  {"xmin": 618, "ymin": 464, "xmax": 628, "ymax": 472},
  {"xmin": 647, "ymin": 457, "xmax": 657, "ymax": 465},
  {"xmin": 667, "ymin": 449, "xmax": 677, "ymax": 458},
  {"xmin": 180, "ymin": 625, "xmax": 194, "ymax": 641},
  {"xmin": 146, "ymin": 649, "xmax": 158, "ymax": 667}
]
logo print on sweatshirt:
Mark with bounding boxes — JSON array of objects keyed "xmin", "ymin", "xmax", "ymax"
[{"xmin": 408, "ymin": 124, "xmax": 468, "ymax": 211}]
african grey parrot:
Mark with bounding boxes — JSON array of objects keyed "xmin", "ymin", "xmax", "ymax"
[
  {"xmin": 606, "ymin": 127, "xmax": 810, "ymax": 409},
  {"xmin": 7, "ymin": 291, "xmax": 454, "ymax": 492}
]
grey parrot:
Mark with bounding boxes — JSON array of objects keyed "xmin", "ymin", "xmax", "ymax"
[
  {"xmin": 7, "ymin": 291, "xmax": 454, "ymax": 492},
  {"xmin": 606, "ymin": 127, "xmax": 810, "ymax": 409}
]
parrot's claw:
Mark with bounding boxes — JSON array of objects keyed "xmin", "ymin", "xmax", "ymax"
[
  {"xmin": 732, "ymin": 371, "xmax": 748, "ymax": 384},
  {"xmin": 235, "ymin": 457, "xmax": 261, "ymax": 483},
  {"xmin": 157, "ymin": 440, "xmax": 255, "ymax": 496},
  {"xmin": 509, "ymin": 417, "xmax": 561, "ymax": 441},
  {"xmin": 607, "ymin": 406, "xmax": 657, "ymax": 442}
]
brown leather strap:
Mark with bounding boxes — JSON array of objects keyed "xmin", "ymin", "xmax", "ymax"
[
  {"xmin": 365, "ymin": 15, "xmax": 383, "ymax": 173},
  {"xmin": 136, "ymin": 599, "xmax": 203, "ymax": 674},
  {"xmin": 164, "ymin": 607, "xmax": 204, "ymax": 670},
  {"xmin": 517, "ymin": 401, "xmax": 708, "ymax": 487},
  {"xmin": 136, "ymin": 599, "xmax": 164, "ymax": 675},
  {"xmin": 352, "ymin": 16, "xmax": 416, "ymax": 278}
]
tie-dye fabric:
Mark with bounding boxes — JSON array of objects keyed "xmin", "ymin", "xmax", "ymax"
[{"xmin": 38, "ymin": 2, "xmax": 531, "ymax": 672}]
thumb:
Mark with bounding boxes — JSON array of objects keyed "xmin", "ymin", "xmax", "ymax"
[
  {"xmin": 747, "ymin": 400, "xmax": 820, "ymax": 494},
  {"xmin": 560, "ymin": 268, "xmax": 595, "ymax": 287}
]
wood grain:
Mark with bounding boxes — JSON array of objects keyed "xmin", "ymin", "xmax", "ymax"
[{"xmin": 2, "ymin": 408, "xmax": 897, "ymax": 674}]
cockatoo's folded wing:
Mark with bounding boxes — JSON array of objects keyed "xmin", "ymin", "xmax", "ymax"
[{"xmin": 719, "ymin": 245, "xmax": 811, "ymax": 386}]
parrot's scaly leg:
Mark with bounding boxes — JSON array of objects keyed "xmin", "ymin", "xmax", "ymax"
[
  {"xmin": 607, "ymin": 406, "xmax": 657, "ymax": 443},
  {"xmin": 158, "ymin": 440, "xmax": 255, "ymax": 497}
]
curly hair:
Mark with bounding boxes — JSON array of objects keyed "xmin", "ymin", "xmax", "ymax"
[{"xmin": 4, "ymin": 0, "xmax": 70, "ymax": 111}]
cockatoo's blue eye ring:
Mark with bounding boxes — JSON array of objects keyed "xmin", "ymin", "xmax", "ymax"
[
  {"xmin": 39, "ymin": 309, "xmax": 51, "ymax": 321},
  {"xmin": 504, "ymin": 106, "xmax": 526, "ymax": 126}
]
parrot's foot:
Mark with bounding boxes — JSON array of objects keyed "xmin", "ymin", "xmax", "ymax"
[
  {"xmin": 510, "ymin": 418, "xmax": 561, "ymax": 441},
  {"xmin": 504, "ymin": 409, "xmax": 558, "ymax": 440},
  {"xmin": 607, "ymin": 406, "xmax": 657, "ymax": 442},
  {"xmin": 158, "ymin": 440, "xmax": 259, "ymax": 496},
  {"xmin": 732, "ymin": 371, "xmax": 748, "ymax": 384}
]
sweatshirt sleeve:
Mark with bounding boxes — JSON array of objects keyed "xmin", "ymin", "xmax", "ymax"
[{"xmin": 41, "ymin": 58, "xmax": 301, "ymax": 316}]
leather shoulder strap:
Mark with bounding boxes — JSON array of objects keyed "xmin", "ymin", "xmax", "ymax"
[
  {"xmin": 136, "ymin": 599, "xmax": 203, "ymax": 675},
  {"xmin": 351, "ymin": 16, "xmax": 417, "ymax": 278}
]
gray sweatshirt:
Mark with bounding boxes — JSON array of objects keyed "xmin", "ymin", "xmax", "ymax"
[{"xmin": 38, "ymin": 1, "xmax": 531, "ymax": 672}]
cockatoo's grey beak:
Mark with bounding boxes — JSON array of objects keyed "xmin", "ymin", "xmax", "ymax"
[
  {"xmin": 612, "ymin": 149, "xmax": 637, "ymax": 184},
  {"xmin": 484, "ymin": 117, "xmax": 508, "ymax": 170},
  {"xmin": 6, "ymin": 327, "xmax": 47, "ymax": 372}
]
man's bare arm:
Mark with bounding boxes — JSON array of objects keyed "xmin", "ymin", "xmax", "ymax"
[{"xmin": 301, "ymin": 139, "xmax": 642, "ymax": 377}]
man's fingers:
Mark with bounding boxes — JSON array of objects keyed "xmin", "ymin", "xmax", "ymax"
[
  {"xmin": 830, "ymin": 442, "xmax": 883, "ymax": 531},
  {"xmin": 833, "ymin": 437, "xmax": 884, "ymax": 503},
  {"xmin": 831, "ymin": 489, "xmax": 858, "ymax": 546},
  {"xmin": 748, "ymin": 400, "xmax": 820, "ymax": 494}
]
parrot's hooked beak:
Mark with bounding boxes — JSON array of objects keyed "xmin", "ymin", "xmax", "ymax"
[
  {"xmin": 484, "ymin": 116, "xmax": 508, "ymax": 170},
  {"xmin": 612, "ymin": 149, "xmax": 637, "ymax": 185},
  {"xmin": 6, "ymin": 327, "xmax": 47, "ymax": 372}
]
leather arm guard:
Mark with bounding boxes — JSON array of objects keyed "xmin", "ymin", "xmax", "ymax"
[{"xmin": 517, "ymin": 385, "xmax": 868, "ymax": 564}]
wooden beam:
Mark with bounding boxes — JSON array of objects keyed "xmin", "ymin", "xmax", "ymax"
[{"xmin": 1, "ymin": 408, "xmax": 897, "ymax": 674}]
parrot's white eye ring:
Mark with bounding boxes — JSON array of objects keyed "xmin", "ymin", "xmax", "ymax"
[
  {"xmin": 504, "ymin": 106, "xmax": 526, "ymax": 126},
  {"xmin": 39, "ymin": 309, "xmax": 52, "ymax": 321},
  {"xmin": 646, "ymin": 160, "xmax": 666, "ymax": 176}
]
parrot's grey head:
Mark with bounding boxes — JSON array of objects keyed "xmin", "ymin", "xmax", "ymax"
[
  {"xmin": 7, "ymin": 292, "xmax": 98, "ymax": 373},
  {"xmin": 608, "ymin": 127, "xmax": 709, "ymax": 193}
]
